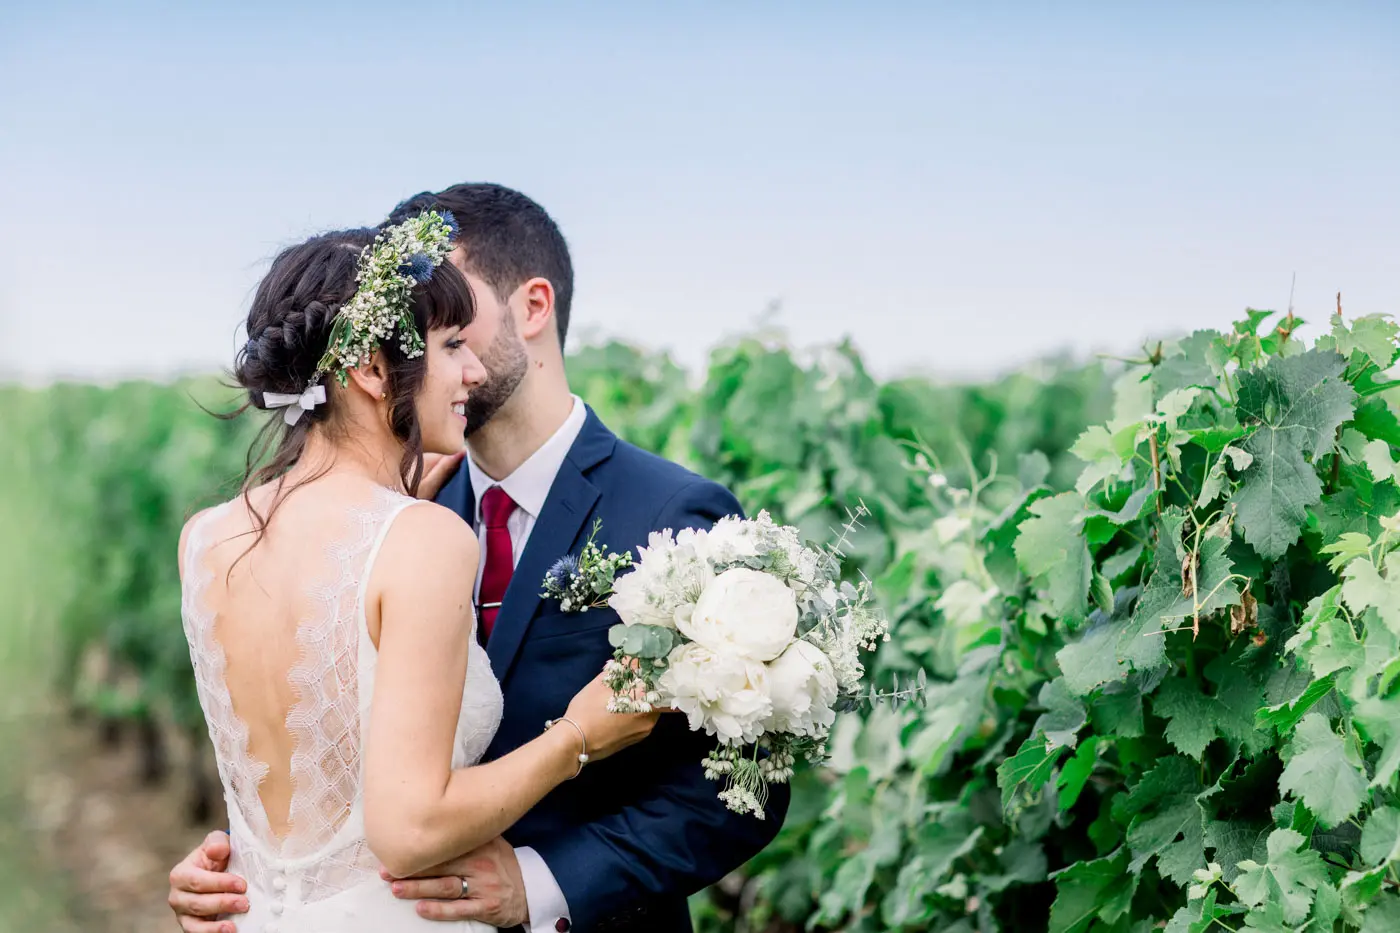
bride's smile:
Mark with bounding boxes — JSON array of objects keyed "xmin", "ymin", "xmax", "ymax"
[{"xmin": 414, "ymin": 324, "xmax": 485, "ymax": 456}]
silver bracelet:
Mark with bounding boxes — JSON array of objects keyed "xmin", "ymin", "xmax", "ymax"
[{"xmin": 544, "ymin": 717, "xmax": 589, "ymax": 778}]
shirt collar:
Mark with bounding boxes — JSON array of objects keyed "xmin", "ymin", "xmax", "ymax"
[{"xmin": 466, "ymin": 395, "xmax": 587, "ymax": 525}]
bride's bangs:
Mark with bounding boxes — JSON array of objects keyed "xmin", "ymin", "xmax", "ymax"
[{"xmin": 412, "ymin": 258, "xmax": 475, "ymax": 333}]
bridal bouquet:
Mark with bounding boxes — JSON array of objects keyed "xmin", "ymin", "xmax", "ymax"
[{"xmin": 599, "ymin": 511, "xmax": 889, "ymax": 817}]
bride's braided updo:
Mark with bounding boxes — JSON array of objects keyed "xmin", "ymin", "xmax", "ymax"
[
  {"xmin": 236, "ymin": 234, "xmax": 367, "ymax": 418},
  {"xmin": 228, "ymin": 228, "xmax": 474, "ymax": 527}
]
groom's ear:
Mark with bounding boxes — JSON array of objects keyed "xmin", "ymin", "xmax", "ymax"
[{"xmin": 517, "ymin": 276, "xmax": 558, "ymax": 343}]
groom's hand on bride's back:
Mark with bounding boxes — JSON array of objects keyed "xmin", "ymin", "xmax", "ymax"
[
  {"xmin": 416, "ymin": 451, "xmax": 466, "ymax": 501},
  {"xmin": 167, "ymin": 830, "xmax": 249, "ymax": 933}
]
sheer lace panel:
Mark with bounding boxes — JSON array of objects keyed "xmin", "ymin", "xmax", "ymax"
[
  {"xmin": 182, "ymin": 500, "xmax": 274, "ymax": 844},
  {"xmin": 181, "ymin": 486, "xmax": 418, "ymax": 901},
  {"xmin": 283, "ymin": 499, "xmax": 388, "ymax": 857},
  {"xmin": 183, "ymin": 483, "xmax": 504, "ymax": 908}
]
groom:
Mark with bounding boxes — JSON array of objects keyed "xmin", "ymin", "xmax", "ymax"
[{"xmin": 167, "ymin": 183, "xmax": 789, "ymax": 933}]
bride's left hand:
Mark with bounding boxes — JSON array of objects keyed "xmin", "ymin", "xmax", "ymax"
[{"xmin": 380, "ymin": 835, "xmax": 528, "ymax": 925}]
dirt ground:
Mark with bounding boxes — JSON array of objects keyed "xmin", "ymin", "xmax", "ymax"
[{"xmin": 1, "ymin": 700, "xmax": 225, "ymax": 933}]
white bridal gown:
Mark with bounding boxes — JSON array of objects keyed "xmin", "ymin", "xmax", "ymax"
[{"xmin": 181, "ymin": 486, "xmax": 504, "ymax": 932}]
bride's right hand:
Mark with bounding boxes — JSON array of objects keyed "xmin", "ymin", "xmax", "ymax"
[{"xmin": 560, "ymin": 672, "xmax": 662, "ymax": 762}]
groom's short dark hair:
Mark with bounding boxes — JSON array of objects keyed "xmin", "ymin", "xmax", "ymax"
[{"xmin": 385, "ymin": 183, "xmax": 575, "ymax": 349}]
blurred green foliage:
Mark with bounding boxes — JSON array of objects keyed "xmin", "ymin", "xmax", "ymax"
[{"xmin": 1, "ymin": 333, "xmax": 1111, "ymax": 929}]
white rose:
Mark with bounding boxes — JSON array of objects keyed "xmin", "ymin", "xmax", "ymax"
[
  {"xmin": 680, "ymin": 567, "xmax": 799, "ymax": 662},
  {"xmin": 767, "ymin": 640, "xmax": 838, "ymax": 737},
  {"xmin": 608, "ymin": 529, "xmax": 713, "ymax": 629},
  {"xmin": 658, "ymin": 643, "xmax": 773, "ymax": 745}
]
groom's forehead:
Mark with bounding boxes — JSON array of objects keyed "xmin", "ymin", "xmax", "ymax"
[{"xmin": 448, "ymin": 246, "xmax": 476, "ymax": 275}]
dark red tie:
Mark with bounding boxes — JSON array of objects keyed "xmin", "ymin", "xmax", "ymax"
[{"xmin": 478, "ymin": 486, "xmax": 517, "ymax": 643}]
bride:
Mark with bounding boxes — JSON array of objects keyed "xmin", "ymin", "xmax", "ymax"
[{"xmin": 178, "ymin": 212, "xmax": 657, "ymax": 931}]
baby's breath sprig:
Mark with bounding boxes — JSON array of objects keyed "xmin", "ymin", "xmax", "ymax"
[
  {"xmin": 602, "ymin": 658, "xmax": 665, "ymax": 714},
  {"xmin": 314, "ymin": 211, "xmax": 458, "ymax": 386},
  {"xmin": 540, "ymin": 519, "xmax": 634, "ymax": 613}
]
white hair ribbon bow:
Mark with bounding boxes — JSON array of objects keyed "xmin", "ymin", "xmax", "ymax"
[{"xmin": 263, "ymin": 385, "xmax": 327, "ymax": 426}]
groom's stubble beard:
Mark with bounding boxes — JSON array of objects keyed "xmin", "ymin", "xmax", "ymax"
[{"xmin": 463, "ymin": 311, "xmax": 529, "ymax": 436}]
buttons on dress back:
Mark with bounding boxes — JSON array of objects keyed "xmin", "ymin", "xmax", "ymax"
[{"xmin": 268, "ymin": 867, "xmax": 286, "ymax": 926}]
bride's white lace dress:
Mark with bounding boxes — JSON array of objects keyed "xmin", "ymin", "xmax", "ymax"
[{"xmin": 181, "ymin": 486, "xmax": 503, "ymax": 932}]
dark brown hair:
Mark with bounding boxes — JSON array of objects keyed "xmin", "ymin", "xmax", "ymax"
[
  {"xmin": 230, "ymin": 226, "xmax": 474, "ymax": 541},
  {"xmin": 384, "ymin": 183, "xmax": 575, "ymax": 348}
]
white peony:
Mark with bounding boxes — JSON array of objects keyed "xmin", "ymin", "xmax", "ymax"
[
  {"xmin": 658, "ymin": 642, "xmax": 773, "ymax": 745},
  {"xmin": 609, "ymin": 527, "xmax": 713, "ymax": 629},
  {"xmin": 680, "ymin": 567, "xmax": 799, "ymax": 662},
  {"xmin": 767, "ymin": 640, "xmax": 838, "ymax": 737},
  {"xmin": 699, "ymin": 515, "xmax": 762, "ymax": 565}
]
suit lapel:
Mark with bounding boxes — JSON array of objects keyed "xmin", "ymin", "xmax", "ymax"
[
  {"xmin": 486, "ymin": 408, "xmax": 617, "ymax": 681},
  {"xmin": 435, "ymin": 455, "xmax": 476, "ymax": 527}
]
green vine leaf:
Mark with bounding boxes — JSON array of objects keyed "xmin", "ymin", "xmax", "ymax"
[
  {"xmin": 1341, "ymin": 559, "xmax": 1400, "ymax": 636},
  {"xmin": 1360, "ymin": 894, "xmax": 1400, "ymax": 933},
  {"xmin": 1033, "ymin": 678, "xmax": 1088, "ymax": 751},
  {"xmin": 1230, "ymin": 349, "xmax": 1357, "ymax": 559},
  {"xmin": 1278, "ymin": 713, "xmax": 1369, "ymax": 828},
  {"xmin": 1154, "ymin": 662, "xmax": 1267, "ymax": 760},
  {"xmin": 1317, "ymin": 313, "xmax": 1400, "ymax": 371},
  {"xmin": 1204, "ymin": 819, "xmax": 1270, "ymax": 884},
  {"xmin": 1355, "ymin": 696, "xmax": 1400, "ymax": 790},
  {"xmin": 1048, "ymin": 850, "xmax": 1139, "ymax": 933},
  {"xmin": 1014, "ymin": 492, "xmax": 1091, "ymax": 624},
  {"xmin": 1197, "ymin": 444, "xmax": 1253, "ymax": 508},
  {"xmin": 1360, "ymin": 806, "xmax": 1400, "ymax": 867},
  {"xmin": 1122, "ymin": 756, "xmax": 1210, "ymax": 885},
  {"xmin": 1070, "ymin": 422, "xmax": 1138, "ymax": 494},
  {"xmin": 1362, "ymin": 439, "xmax": 1400, "ymax": 485},
  {"xmin": 1232, "ymin": 828, "xmax": 1330, "ymax": 924},
  {"xmin": 998, "ymin": 734, "xmax": 1065, "ymax": 812},
  {"xmin": 1353, "ymin": 397, "xmax": 1400, "ymax": 446}
]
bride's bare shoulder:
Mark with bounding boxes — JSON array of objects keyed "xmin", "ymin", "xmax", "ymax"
[
  {"xmin": 176, "ymin": 504, "xmax": 224, "ymax": 577},
  {"xmin": 378, "ymin": 499, "xmax": 480, "ymax": 577}
]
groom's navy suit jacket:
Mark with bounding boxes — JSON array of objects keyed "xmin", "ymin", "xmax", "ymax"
[{"xmin": 436, "ymin": 407, "xmax": 788, "ymax": 933}]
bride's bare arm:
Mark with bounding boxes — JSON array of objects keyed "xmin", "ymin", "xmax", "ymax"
[{"xmin": 363, "ymin": 503, "xmax": 656, "ymax": 879}]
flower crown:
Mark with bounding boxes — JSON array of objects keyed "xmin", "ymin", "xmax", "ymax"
[
  {"xmin": 314, "ymin": 209, "xmax": 459, "ymax": 386},
  {"xmin": 258, "ymin": 210, "xmax": 458, "ymax": 425}
]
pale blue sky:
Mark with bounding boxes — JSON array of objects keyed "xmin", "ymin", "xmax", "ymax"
[{"xmin": 1, "ymin": 1, "xmax": 1396, "ymax": 382}]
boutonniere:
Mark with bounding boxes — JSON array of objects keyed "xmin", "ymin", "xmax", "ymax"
[{"xmin": 539, "ymin": 519, "xmax": 634, "ymax": 614}]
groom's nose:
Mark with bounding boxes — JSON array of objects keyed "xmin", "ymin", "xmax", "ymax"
[{"xmin": 462, "ymin": 351, "xmax": 487, "ymax": 386}]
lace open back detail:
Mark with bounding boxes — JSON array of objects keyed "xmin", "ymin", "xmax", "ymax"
[{"xmin": 181, "ymin": 485, "xmax": 504, "ymax": 914}]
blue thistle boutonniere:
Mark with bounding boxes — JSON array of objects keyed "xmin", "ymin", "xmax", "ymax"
[{"xmin": 540, "ymin": 519, "xmax": 634, "ymax": 613}]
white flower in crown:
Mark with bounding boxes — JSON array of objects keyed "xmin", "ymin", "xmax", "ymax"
[{"xmin": 314, "ymin": 211, "xmax": 458, "ymax": 386}]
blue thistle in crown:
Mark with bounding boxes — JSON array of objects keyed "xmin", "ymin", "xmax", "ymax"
[
  {"xmin": 401, "ymin": 252, "xmax": 435, "ymax": 283},
  {"xmin": 313, "ymin": 210, "xmax": 457, "ymax": 386}
]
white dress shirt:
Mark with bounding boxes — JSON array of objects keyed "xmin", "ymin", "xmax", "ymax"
[{"xmin": 465, "ymin": 394, "xmax": 587, "ymax": 933}]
